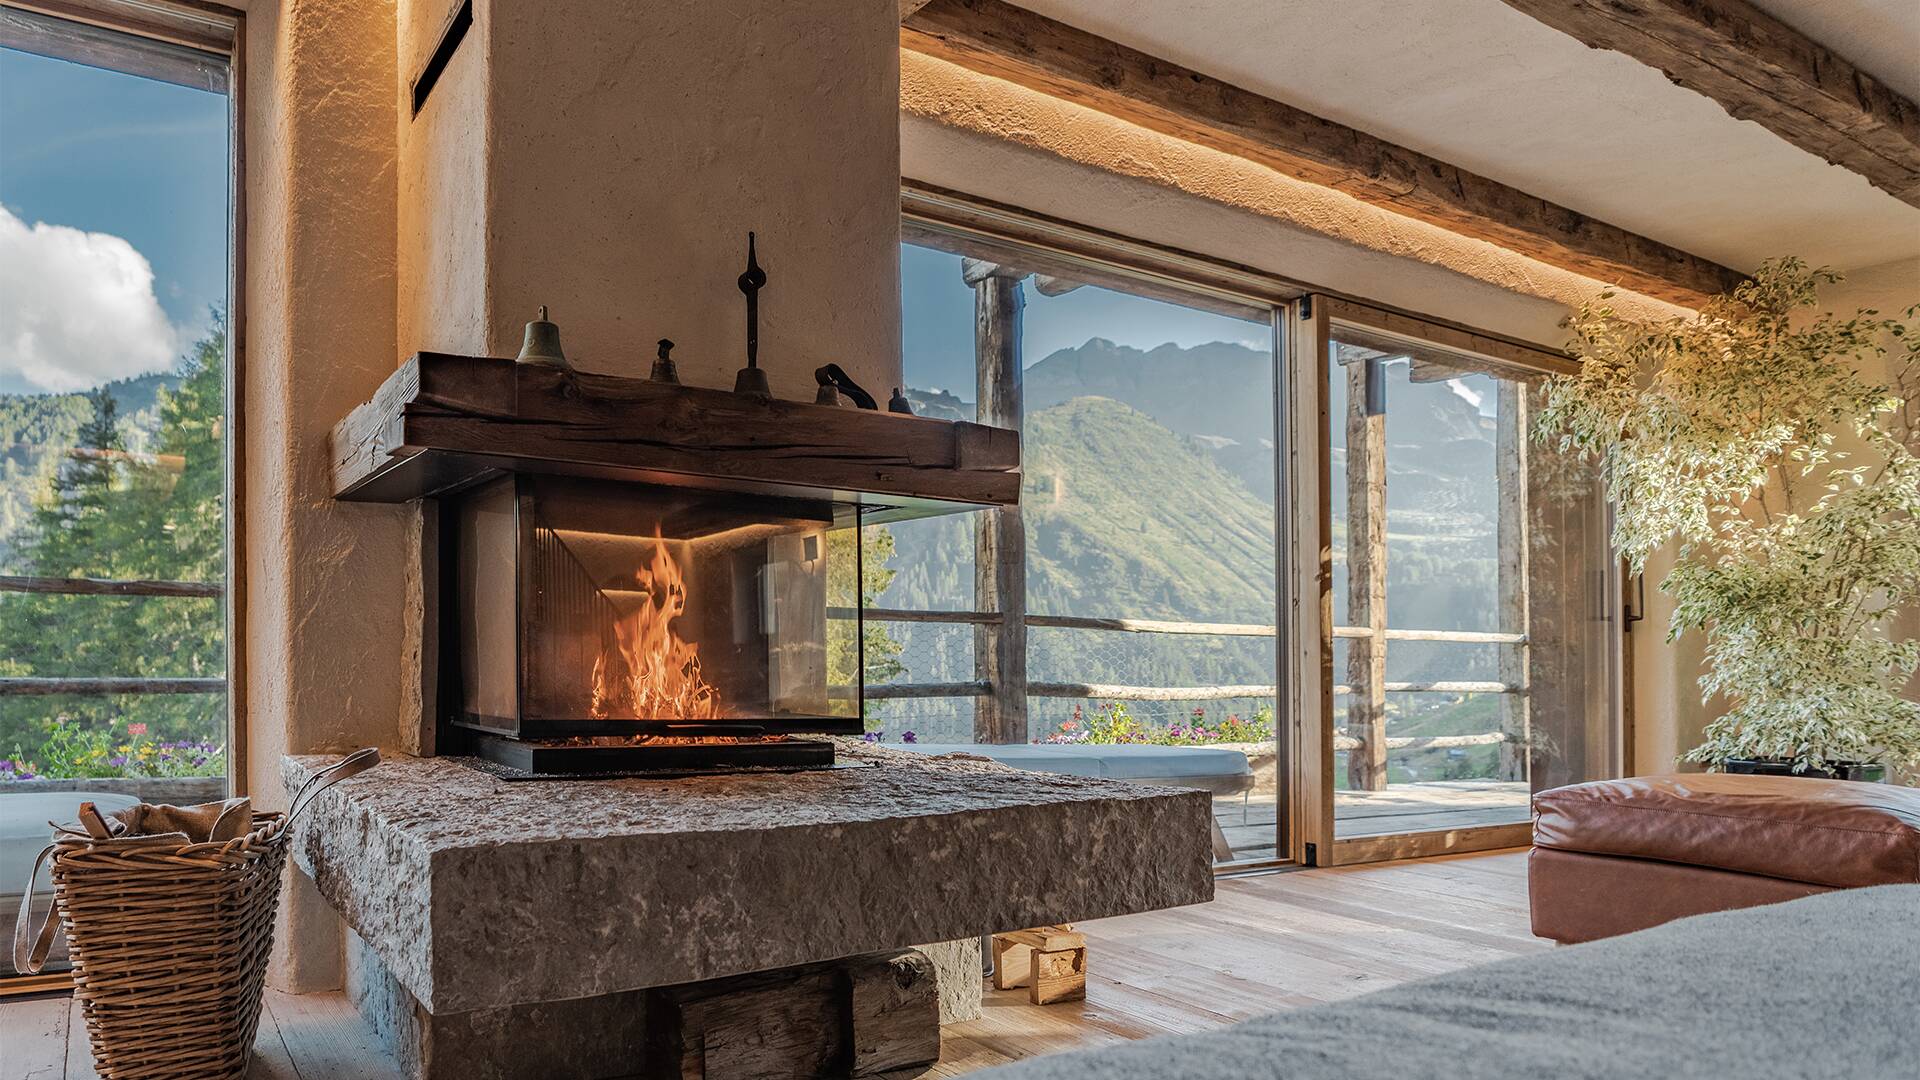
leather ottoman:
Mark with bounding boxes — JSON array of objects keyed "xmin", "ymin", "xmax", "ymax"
[{"xmin": 1528, "ymin": 773, "xmax": 1920, "ymax": 943}]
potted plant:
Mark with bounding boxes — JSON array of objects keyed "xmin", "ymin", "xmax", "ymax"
[{"xmin": 1537, "ymin": 259, "xmax": 1920, "ymax": 779}]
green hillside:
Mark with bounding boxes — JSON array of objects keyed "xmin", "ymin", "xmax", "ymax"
[
  {"xmin": 872, "ymin": 396, "xmax": 1278, "ymax": 739},
  {"xmin": 878, "ymin": 337, "xmax": 1516, "ymax": 764},
  {"xmin": 1022, "ymin": 395, "xmax": 1273, "ymax": 623},
  {"xmin": 0, "ymin": 372, "xmax": 178, "ymax": 562}
]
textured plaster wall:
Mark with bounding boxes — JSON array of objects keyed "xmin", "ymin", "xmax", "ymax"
[
  {"xmin": 244, "ymin": 0, "xmax": 406, "ymax": 990},
  {"xmin": 899, "ymin": 52, "xmax": 1686, "ymax": 348},
  {"xmin": 472, "ymin": 0, "xmax": 903, "ymax": 399},
  {"xmin": 397, "ymin": 0, "xmax": 488, "ymax": 357},
  {"xmin": 1630, "ymin": 256, "xmax": 1920, "ymax": 773},
  {"xmin": 252, "ymin": 0, "xmax": 906, "ymax": 988}
]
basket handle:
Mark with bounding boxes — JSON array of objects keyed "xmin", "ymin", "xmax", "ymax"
[
  {"xmin": 284, "ymin": 747, "xmax": 380, "ymax": 831},
  {"xmin": 11, "ymin": 843, "xmax": 60, "ymax": 976}
]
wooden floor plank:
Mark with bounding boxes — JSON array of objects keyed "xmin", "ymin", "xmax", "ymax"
[
  {"xmin": 2, "ymin": 994, "xmax": 69, "ymax": 1080},
  {"xmin": 255, "ymin": 989, "xmax": 393, "ymax": 1079},
  {"xmin": 58, "ymin": 998, "xmax": 94, "ymax": 1080},
  {"xmin": 0, "ymin": 851, "xmax": 1536, "ymax": 1079},
  {"xmin": 939, "ymin": 850, "xmax": 1540, "ymax": 1070}
]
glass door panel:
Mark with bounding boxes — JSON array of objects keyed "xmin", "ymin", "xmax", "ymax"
[
  {"xmin": 1324, "ymin": 311, "xmax": 1620, "ymax": 843},
  {"xmin": 886, "ymin": 234, "xmax": 1286, "ymax": 866}
]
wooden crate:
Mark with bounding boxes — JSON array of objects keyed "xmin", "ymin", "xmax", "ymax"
[{"xmin": 991, "ymin": 925, "xmax": 1087, "ymax": 1005}]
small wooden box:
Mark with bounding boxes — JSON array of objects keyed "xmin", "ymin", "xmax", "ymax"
[{"xmin": 992, "ymin": 925, "xmax": 1087, "ymax": 1005}]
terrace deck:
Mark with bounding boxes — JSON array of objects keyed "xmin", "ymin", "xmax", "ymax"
[{"xmin": 1216, "ymin": 779, "xmax": 1532, "ymax": 861}]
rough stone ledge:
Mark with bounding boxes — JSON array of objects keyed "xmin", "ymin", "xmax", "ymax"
[{"xmin": 285, "ymin": 740, "xmax": 1213, "ymax": 1014}]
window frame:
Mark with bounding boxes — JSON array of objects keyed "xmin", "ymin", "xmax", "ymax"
[
  {"xmin": 902, "ymin": 182, "xmax": 1624, "ymax": 873},
  {"xmin": 1303, "ymin": 296, "xmax": 1624, "ymax": 866},
  {"xmin": 0, "ymin": 0, "xmax": 248, "ymax": 791}
]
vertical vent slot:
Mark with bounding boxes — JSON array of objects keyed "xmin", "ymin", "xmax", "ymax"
[{"xmin": 411, "ymin": 0, "xmax": 473, "ymax": 116}]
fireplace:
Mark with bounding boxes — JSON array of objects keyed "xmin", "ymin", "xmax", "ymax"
[
  {"xmin": 330, "ymin": 351, "xmax": 1020, "ymax": 776},
  {"xmin": 449, "ymin": 474, "xmax": 867, "ymax": 774}
]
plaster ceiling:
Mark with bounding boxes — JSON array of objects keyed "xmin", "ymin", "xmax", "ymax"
[
  {"xmin": 1012, "ymin": 0, "xmax": 1920, "ymax": 274},
  {"xmin": 1747, "ymin": 0, "xmax": 1920, "ymax": 102}
]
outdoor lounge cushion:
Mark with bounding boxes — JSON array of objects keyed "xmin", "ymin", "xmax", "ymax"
[
  {"xmin": 1, "ymin": 790, "xmax": 141, "ymax": 894},
  {"xmin": 974, "ymin": 884, "xmax": 1920, "ymax": 1079},
  {"xmin": 1532, "ymin": 774, "xmax": 1920, "ymax": 888},
  {"xmin": 887, "ymin": 742, "xmax": 1252, "ymax": 787}
]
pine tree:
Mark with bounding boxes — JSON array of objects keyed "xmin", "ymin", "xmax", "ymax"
[{"xmin": 0, "ymin": 322, "xmax": 229, "ymax": 767}]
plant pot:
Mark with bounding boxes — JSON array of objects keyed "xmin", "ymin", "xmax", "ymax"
[{"xmin": 1722, "ymin": 757, "xmax": 1887, "ymax": 783}]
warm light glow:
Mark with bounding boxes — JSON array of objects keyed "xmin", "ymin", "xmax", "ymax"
[{"xmin": 589, "ymin": 531, "xmax": 725, "ymax": 721}]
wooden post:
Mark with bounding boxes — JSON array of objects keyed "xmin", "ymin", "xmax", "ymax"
[
  {"xmin": 1344, "ymin": 355, "xmax": 1389, "ymax": 792},
  {"xmin": 966, "ymin": 258, "xmax": 1028, "ymax": 745},
  {"xmin": 1496, "ymin": 381, "xmax": 1531, "ymax": 782}
]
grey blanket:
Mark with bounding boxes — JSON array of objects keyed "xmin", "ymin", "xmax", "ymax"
[{"xmin": 977, "ymin": 885, "xmax": 1920, "ymax": 1080}]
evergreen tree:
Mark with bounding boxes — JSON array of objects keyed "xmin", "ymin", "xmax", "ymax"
[{"xmin": 0, "ymin": 321, "xmax": 228, "ymax": 767}]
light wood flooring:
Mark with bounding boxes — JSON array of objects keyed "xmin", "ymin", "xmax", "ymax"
[{"xmin": 2, "ymin": 850, "xmax": 1538, "ymax": 1080}]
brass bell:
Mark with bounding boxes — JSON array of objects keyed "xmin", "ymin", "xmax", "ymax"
[
  {"xmin": 516, "ymin": 306, "xmax": 572, "ymax": 371},
  {"xmin": 650, "ymin": 339, "xmax": 681, "ymax": 385}
]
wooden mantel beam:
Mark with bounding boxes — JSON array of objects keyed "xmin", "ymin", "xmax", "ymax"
[
  {"xmin": 1500, "ymin": 0, "xmax": 1920, "ymax": 209},
  {"xmin": 901, "ymin": 0, "xmax": 1743, "ymax": 308}
]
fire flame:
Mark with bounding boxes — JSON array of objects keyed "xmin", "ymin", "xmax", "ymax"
[{"xmin": 589, "ymin": 533, "xmax": 723, "ymax": 721}]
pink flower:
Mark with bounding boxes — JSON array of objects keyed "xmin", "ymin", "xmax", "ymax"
[{"xmin": 126, "ymin": 723, "xmax": 148, "ymax": 737}]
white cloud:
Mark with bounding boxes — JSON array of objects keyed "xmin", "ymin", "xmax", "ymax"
[
  {"xmin": 0, "ymin": 205, "xmax": 180, "ymax": 394},
  {"xmin": 1447, "ymin": 378, "xmax": 1485, "ymax": 411}
]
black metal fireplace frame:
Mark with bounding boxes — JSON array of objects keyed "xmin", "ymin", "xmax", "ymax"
[{"xmin": 434, "ymin": 473, "xmax": 879, "ymax": 774}]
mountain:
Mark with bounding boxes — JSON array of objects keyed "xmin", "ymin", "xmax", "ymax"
[
  {"xmin": 880, "ymin": 337, "xmax": 1518, "ymax": 760},
  {"xmin": 872, "ymin": 395, "xmax": 1279, "ymax": 741},
  {"xmin": 1021, "ymin": 396, "xmax": 1274, "ymax": 623},
  {"xmin": 1028, "ymin": 338, "xmax": 1276, "ymax": 501},
  {"xmin": 0, "ymin": 372, "xmax": 179, "ymax": 563}
]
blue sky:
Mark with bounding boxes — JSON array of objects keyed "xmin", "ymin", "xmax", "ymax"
[
  {"xmin": 0, "ymin": 45, "xmax": 228, "ymax": 394},
  {"xmin": 902, "ymin": 243, "xmax": 1272, "ymax": 396},
  {"xmin": 0, "ymin": 44, "xmax": 1260, "ymax": 399}
]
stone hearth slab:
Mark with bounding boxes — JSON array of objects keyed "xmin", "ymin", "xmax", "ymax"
[{"xmin": 283, "ymin": 741, "xmax": 1213, "ymax": 1014}]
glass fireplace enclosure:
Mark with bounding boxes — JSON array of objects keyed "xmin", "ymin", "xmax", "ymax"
[{"xmin": 450, "ymin": 474, "xmax": 886, "ymax": 765}]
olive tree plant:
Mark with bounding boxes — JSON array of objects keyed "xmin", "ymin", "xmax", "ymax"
[{"xmin": 1537, "ymin": 259, "xmax": 1920, "ymax": 772}]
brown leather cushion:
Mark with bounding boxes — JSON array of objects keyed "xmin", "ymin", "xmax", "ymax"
[
  {"xmin": 1533, "ymin": 774, "xmax": 1920, "ymax": 888},
  {"xmin": 1528, "ymin": 847, "xmax": 1831, "ymax": 943}
]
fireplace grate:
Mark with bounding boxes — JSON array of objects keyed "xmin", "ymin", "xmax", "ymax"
[{"xmin": 469, "ymin": 734, "xmax": 838, "ymax": 776}]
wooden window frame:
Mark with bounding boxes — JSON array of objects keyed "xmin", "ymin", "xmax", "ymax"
[
  {"xmin": 905, "ymin": 182, "xmax": 1626, "ymax": 873},
  {"xmin": 0, "ymin": 0, "xmax": 248, "ymax": 794},
  {"xmin": 1300, "ymin": 297, "xmax": 1624, "ymax": 867}
]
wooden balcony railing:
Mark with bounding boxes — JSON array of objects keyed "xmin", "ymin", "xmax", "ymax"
[
  {"xmin": 858, "ymin": 607, "xmax": 1525, "ymax": 758},
  {"xmin": 0, "ymin": 576, "xmax": 227, "ymax": 696}
]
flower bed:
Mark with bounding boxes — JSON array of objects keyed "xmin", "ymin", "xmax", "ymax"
[
  {"xmin": 1042, "ymin": 702, "xmax": 1275, "ymax": 747},
  {"xmin": 3, "ymin": 718, "xmax": 225, "ymax": 784}
]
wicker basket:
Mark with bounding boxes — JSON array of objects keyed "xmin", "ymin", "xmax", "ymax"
[{"xmin": 11, "ymin": 749, "xmax": 377, "ymax": 1080}]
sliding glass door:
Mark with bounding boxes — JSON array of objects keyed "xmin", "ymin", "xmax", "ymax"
[
  {"xmin": 1300, "ymin": 298, "xmax": 1623, "ymax": 862},
  {"xmin": 880, "ymin": 201, "xmax": 1624, "ymax": 871},
  {"xmin": 881, "ymin": 229, "xmax": 1288, "ymax": 866}
]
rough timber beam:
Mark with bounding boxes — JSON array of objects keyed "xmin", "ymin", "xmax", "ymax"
[
  {"xmin": 1500, "ymin": 0, "xmax": 1920, "ymax": 208},
  {"xmin": 901, "ymin": 0, "xmax": 1744, "ymax": 308}
]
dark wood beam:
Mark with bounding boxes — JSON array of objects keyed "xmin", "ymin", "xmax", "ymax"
[
  {"xmin": 1500, "ymin": 0, "xmax": 1920, "ymax": 208},
  {"xmin": 331, "ymin": 354, "xmax": 1021, "ymax": 509},
  {"xmin": 902, "ymin": 0, "xmax": 1744, "ymax": 307}
]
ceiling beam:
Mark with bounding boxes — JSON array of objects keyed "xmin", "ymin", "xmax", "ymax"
[
  {"xmin": 901, "ymin": 0, "xmax": 1743, "ymax": 308},
  {"xmin": 1499, "ymin": 0, "xmax": 1920, "ymax": 209}
]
